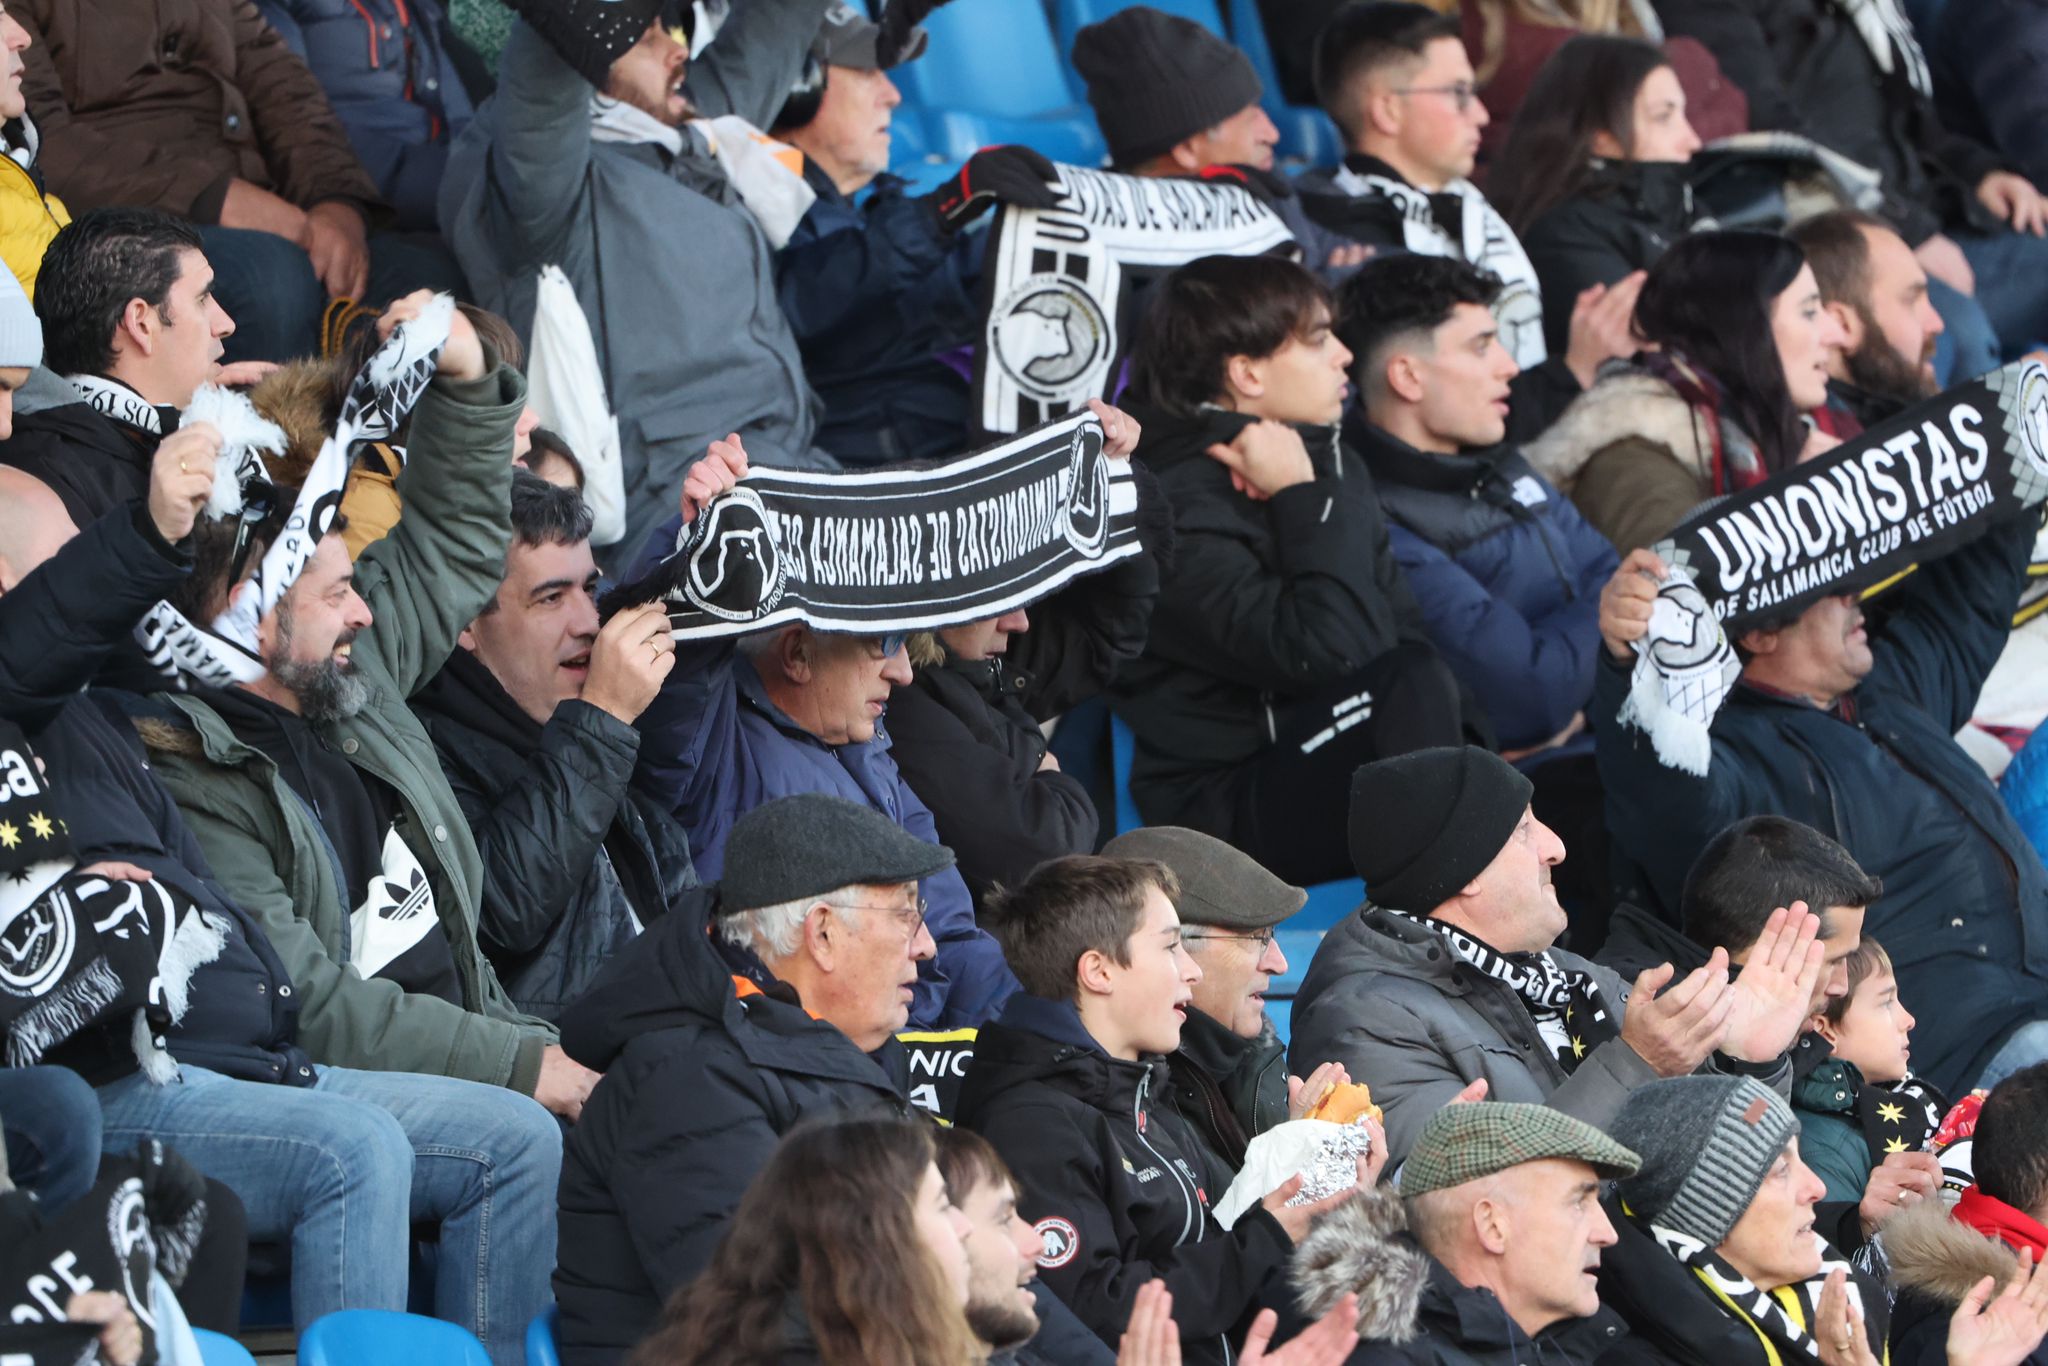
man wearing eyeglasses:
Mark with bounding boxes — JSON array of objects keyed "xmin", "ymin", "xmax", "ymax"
[
  {"xmin": 552, "ymin": 793, "xmax": 943, "ymax": 1362},
  {"xmin": 1104, "ymin": 825, "xmax": 1359, "ymax": 1174},
  {"xmin": 632, "ymin": 434, "xmax": 1020, "ymax": 1033},
  {"xmin": 1297, "ymin": 2, "xmax": 1641, "ymax": 434}
]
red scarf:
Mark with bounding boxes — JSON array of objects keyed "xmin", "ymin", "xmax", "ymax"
[{"xmin": 1955, "ymin": 1186, "xmax": 2048, "ymax": 1260}]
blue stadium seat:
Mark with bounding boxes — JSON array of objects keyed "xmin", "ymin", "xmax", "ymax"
[
  {"xmin": 1225, "ymin": 0, "xmax": 1345, "ymax": 166},
  {"xmin": 527, "ymin": 1305, "xmax": 562, "ymax": 1366},
  {"xmin": 889, "ymin": 0, "xmax": 1106, "ymax": 167},
  {"xmin": 297, "ymin": 1310, "xmax": 492, "ymax": 1366},
  {"xmin": 1107, "ymin": 713, "xmax": 1362, "ymax": 1005},
  {"xmin": 191, "ymin": 1330, "xmax": 258, "ymax": 1366}
]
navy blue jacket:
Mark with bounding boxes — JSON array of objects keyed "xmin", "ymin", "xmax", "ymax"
[
  {"xmin": 1352, "ymin": 421, "xmax": 1618, "ymax": 750},
  {"xmin": 774, "ymin": 164, "xmax": 981, "ymax": 466},
  {"xmin": 257, "ymin": 0, "xmax": 475, "ymax": 230},
  {"xmin": 1933, "ymin": 1, "xmax": 2048, "ymax": 194},
  {"xmin": 1593, "ymin": 511, "xmax": 2048, "ymax": 1093}
]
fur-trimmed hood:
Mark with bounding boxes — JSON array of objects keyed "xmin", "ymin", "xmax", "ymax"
[
  {"xmin": 1292, "ymin": 1184, "xmax": 1433, "ymax": 1342},
  {"xmin": 1522, "ymin": 369, "xmax": 1713, "ymax": 493},
  {"xmin": 246, "ymin": 357, "xmax": 348, "ymax": 488},
  {"xmin": 1886, "ymin": 1200, "xmax": 2024, "ymax": 1309}
]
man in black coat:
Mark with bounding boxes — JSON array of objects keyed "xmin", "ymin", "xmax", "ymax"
[
  {"xmin": 552, "ymin": 793, "xmax": 946, "ymax": 1366},
  {"xmin": 958, "ymin": 854, "xmax": 1360, "ymax": 1366},
  {"xmin": 0, "ymin": 209, "xmax": 245, "ymax": 527},
  {"xmin": 415, "ymin": 471, "xmax": 695, "ymax": 1020}
]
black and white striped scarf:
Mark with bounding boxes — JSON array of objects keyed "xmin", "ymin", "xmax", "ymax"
[
  {"xmin": 1384, "ymin": 909, "xmax": 1620, "ymax": 1072},
  {"xmin": 1646, "ymin": 1217, "xmax": 1888, "ymax": 1362}
]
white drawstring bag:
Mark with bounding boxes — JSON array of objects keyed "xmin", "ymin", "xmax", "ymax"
[{"xmin": 527, "ymin": 264, "xmax": 627, "ymax": 546}]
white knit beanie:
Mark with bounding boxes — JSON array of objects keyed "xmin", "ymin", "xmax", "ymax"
[{"xmin": 0, "ymin": 266, "xmax": 43, "ymax": 369}]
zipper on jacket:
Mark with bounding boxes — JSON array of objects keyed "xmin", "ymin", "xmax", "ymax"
[{"xmin": 1132, "ymin": 1070, "xmax": 1232, "ymax": 1364}]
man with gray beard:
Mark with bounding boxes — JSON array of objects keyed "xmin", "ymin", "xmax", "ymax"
[{"xmin": 142, "ymin": 294, "xmax": 600, "ymax": 1125}]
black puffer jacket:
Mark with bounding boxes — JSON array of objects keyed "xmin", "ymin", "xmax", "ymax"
[
  {"xmin": 1652, "ymin": 0, "xmax": 2009, "ymax": 244},
  {"xmin": 888, "ymin": 511, "xmax": 1159, "ymax": 905},
  {"xmin": 1111, "ymin": 404, "xmax": 1431, "ymax": 838},
  {"xmin": 1520, "ymin": 161, "xmax": 1704, "ymax": 358},
  {"xmin": 1160, "ymin": 1006, "xmax": 1287, "ymax": 1174},
  {"xmin": 955, "ymin": 994, "xmax": 1295, "ymax": 1366},
  {"xmin": 0, "ymin": 396, "xmax": 165, "ymax": 526},
  {"xmin": 414, "ymin": 648, "xmax": 695, "ymax": 1020},
  {"xmin": 553, "ymin": 887, "xmax": 909, "ymax": 1366}
]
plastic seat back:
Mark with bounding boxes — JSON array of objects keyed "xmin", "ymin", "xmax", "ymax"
[{"xmin": 297, "ymin": 1309, "xmax": 492, "ymax": 1366}]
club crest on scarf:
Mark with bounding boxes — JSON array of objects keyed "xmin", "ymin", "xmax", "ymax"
[
  {"xmin": 606, "ymin": 411, "xmax": 1143, "ymax": 639},
  {"xmin": 133, "ymin": 295, "xmax": 458, "ymax": 687}
]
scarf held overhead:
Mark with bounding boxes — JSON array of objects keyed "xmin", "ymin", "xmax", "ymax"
[
  {"xmin": 975, "ymin": 165, "xmax": 1294, "ymax": 437},
  {"xmin": 1627, "ymin": 360, "xmax": 2048, "ymax": 771},
  {"xmin": 132, "ymin": 295, "xmax": 457, "ymax": 687},
  {"xmin": 611, "ymin": 411, "xmax": 1142, "ymax": 639}
]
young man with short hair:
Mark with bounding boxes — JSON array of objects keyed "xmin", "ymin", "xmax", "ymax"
[{"xmin": 957, "ymin": 854, "xmax": 1366, "ymax": 1365}]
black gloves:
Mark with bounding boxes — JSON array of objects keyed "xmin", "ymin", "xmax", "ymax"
[
  {"xmin": 876, "ymin": 0, "xmax": 944, "ymax": 68},
  {"xmin": 924, "ymin": 146, "xmax": 1064, "ymax": 232}
]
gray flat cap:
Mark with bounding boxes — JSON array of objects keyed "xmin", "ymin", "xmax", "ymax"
[
  {"xmin": 1102, "ymin": 826, "xmax": 1306, "ymax": 930},
  {"xmin": 719, "ymin": 794, "xmax": 954, "ymax": 914}
]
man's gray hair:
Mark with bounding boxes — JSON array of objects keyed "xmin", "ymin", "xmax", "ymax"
[{"xmin": 720, "ymin": 886, "xmax": 860, "ymax": 959}]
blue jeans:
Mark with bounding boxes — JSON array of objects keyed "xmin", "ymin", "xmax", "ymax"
[
  {"xmin": 1927, "ymin": 275, "xmax": 2001, "ymax": 384},
  {"xmin": 96, "ymin": 1064, "xmax": 559, "ymax": 1365},
  {"xmin": 196, "ymin": 225, "xmax": 470, "ymax": 365},
  {"xmin": 1955, "ymin": 227, "xmax": 2048, "ymax": 362},
  {"xmin": 1974, "ymin": 1017, "xmax": 2048, "ymax": 1090},
  {"xmin": 0, "ymin": 1065, "xmax": 102, "ymax": 1212}
]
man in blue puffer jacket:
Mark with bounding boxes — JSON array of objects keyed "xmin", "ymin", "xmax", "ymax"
[
  {"xmin": 1339, "ymin": 254, "xmax": 1619, "ymax": 758},
  {"xmin": 258, "ymin": 0, "xmax": 476, "ymax": 232}
]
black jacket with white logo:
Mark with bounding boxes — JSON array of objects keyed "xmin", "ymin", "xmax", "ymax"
[{"xmin": 955, "ymin": 994, "xmax": 1294, "ymax": 1365}]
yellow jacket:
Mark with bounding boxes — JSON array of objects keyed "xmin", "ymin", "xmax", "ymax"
[{"xmin": 0, "ymin": 146, "xmax": 69, "ymax": 298}]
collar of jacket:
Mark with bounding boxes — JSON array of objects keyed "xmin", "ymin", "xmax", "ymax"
[
  {"xmin": 1349, "ymin": 417, "xmax": 1522, "ymax": 500},
  {"xmin": 1174, "ymin": 1004, "xmax": 1269, "ymax": 1080},
  {"xmin": 1734, "ymin": 676, "xmax": 1857, "ymax": 722},
  {"xmin": 1337, "ymin": 152, "xmax": 1463, "ymax": 236},
  {"xmin": 1791, "ymin": 1043, "xmax": 1862, "ymax": 1116},
  {"xmin": 1121, "ymin": 400, "xmax": 1344, "ymax": 480},
  {"xmin": 977, "ymin": 992, "xmax": 1167, "ymax": 1114},
  {"xmin": 1582, "ymin": 157, "xmax": 1697, "ymax": 229},
  {"xmin": 1415, "ymin": 1254, "xmax": 1630, "ymax": 1356},
  {"xmin": 417, "ymin": 646, "xmax": 545, "ymax": 753},
  {"xmin": 1956, "ymin": 1186, "xmax": 2048, "ymax": 1261},
  {"xmin": 1825, "ymin": 377, "xmax": 1909, "ymax": 432},
  {"xmin": 932, "ymin": 646, "xmax": 1033, "ymax": 708},
  {"xmin": 1791, "ymin": 1030, "xmax": 1842, "ymax": 1087},
  {"xmin": 1351, "ymin": 904, "xmax": 1477, "ymax": 991}
]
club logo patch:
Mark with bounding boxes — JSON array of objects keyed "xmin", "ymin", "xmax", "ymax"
[
  {"xmin": 1033, "ymin": 1216, "xmax": 1080, "ymax": 1270},
  {"xmin": 681, "ymin": 486, "xmax": 787, "ymax": 623},
  {"xmin": 989, "ymin": 276, "xmax": 1109, "ymax": 403}
]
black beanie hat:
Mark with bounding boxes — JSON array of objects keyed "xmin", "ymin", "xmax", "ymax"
[
  {"xmin": 1348, "ymin": 746, "xmax": 1533, "ymax": 913},
  {"xmin": 1071, "ymin": 7, "xmax": 1264, "ymax": 169}
]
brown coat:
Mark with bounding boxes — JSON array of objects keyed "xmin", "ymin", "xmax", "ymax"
[
  {"xmin": 17, "ymin": 0, "xmax": 381, "ymax": 221},
  {"xmin": 1522, "ymin": 369, "xmax": 1719, "ymax": 552}
]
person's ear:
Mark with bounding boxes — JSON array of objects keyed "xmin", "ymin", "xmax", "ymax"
[
  {"xmin": 802, "ymin": 902, "xmax": 840, "ymax": 970},
  {"xmin": 1471, "ymin": 1196, "xmax": 1510, "ymax": 1255},
  {"xmin": 0, "ymin": 552, "xmax": 16, "ymax": 596},
  {"xmin": 1076, "ymin": 946, "xmax": 1118, "ymax": 998},
  {"xmin": 1385, "ymin": 349, "xmax": 1429, "ymax": 406},
  {"xmin": 116, "ymin": 296, "xmax": 157, "ymax": 360},
  {"xmin": 1737, "ymin": 626, "xmax": 1780, "ymax": 658},
  {"xmin": 1810, "ymin": 1012, "xmax": 1839, "ymax": 1046},
  {"xmin": 779, "ymin": 627, "xmax": 814, "ymax": 684},
  {"xmin": 457, "ymin": 620, "xmax": 481, "ymax": 653},
  {"xmin": 1590, "ymin": 128, "xmax": 1627, "ymax": 159},
  {"xmin": 1168, "ymin": 136, "xmax": 1205, "ymax": 174},
  {"xmin": 1824, "ymin": 300, "xmax": 1863, "ymax": 353},
  {"xmin": 1223, "ymin": 353, "xmax": 1264, "ymax": 405}
]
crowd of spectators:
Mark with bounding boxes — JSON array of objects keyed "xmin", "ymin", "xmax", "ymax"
[{"xmin": 10, "ymin": 0, "xmax": 2048, "ymax": 1363}]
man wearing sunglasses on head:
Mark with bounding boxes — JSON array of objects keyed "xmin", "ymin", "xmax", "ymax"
[{"xmin": 1297, "ymin": 2, "xmax": 1642, "ymax": 436}]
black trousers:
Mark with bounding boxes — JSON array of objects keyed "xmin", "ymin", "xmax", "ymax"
[{"xmin": 1232, "ymin": 642, "xmax": 1471, "ymax": 885}]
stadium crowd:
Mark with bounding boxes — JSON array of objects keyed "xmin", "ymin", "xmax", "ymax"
[{"xmin": 13, "ymin": 0, "xmax": 2048, "ymax": 1363}]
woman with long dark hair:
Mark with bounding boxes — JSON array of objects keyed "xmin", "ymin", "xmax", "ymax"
[
  {"xmin": 632, "ymin": 1115, "xmax": 978, "ymax": 1366},
  {"xmin": 1491, "ymin": 35, "xmax": 1705, "ymax": 357},
  {"xmin": 1524, "ymin": 230, "xmax": 1846, "ymax": 552}
]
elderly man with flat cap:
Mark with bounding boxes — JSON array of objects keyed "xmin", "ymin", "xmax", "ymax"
[
  {"xmin": 1296, "ymin": 1101, "xmax": 1641, "ymax": 1363},
  {"xmin": 1105, "ymin": 824, "xmax": 1354, "ymax": 1172},
  {"xmin": 1290, "ymin": 746, "xmax": 1816, "ymax": 1166},
  {"xmin": 552, "ymin": 792, "xmax": 946, "ymax": 1365}
]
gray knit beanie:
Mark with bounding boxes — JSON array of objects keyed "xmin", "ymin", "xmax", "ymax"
[
  {"xmin": 1609, "ymin": 1075, "xmax": 1800, "ymax": 1248},
  {"xmin": 0, "ymin": 266, "xmax": 43, "ymax": 369}
]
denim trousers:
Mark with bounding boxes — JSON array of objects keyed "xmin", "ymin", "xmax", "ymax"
[
  {"xmin": 1956, "ymin": 226, "xmax": 2048, "ymax": 361},
  {"xmin": 96, "ymin": 1063, "xmax": 559, "ymax": 1365},
  {"xmin": 0, "ymin": 1065, "xmax": 102, "ymax": 1212}
]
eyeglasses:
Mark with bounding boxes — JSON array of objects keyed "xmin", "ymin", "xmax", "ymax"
[
  {"xmin": 873, "ymin": 632, "xmax": 908, "ymax": 659},
  {"xmin": 1394, "ymin": 81, "xmax": 1480, "ymax": 113},
  {"xmin": 1181, "ymin": 928, "xmax": 1278, "ymax": 950},
  {"xmin": 841, "ymin": 897, "xmax": 928, "ymax": 939}
]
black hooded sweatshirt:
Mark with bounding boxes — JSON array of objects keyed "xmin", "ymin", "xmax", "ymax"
[
  {"xmin": 955, "ymin": 994, "xmax": 1294, "ymax": 1366},
  {"xmin": 553, "ymin": 887, "xmax": 909, "ymax": 1366}
]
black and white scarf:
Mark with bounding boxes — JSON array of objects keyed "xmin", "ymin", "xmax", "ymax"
[
  {"xmin": 1857, "ymin": 1073, "xmax": 1947, "ymax": 1170},
  {"xmin": 1646, "ymin": 1218, "xmax": 1887, "ymax": 1363},
  {"xmin": 1835, "ymin": 0, "xmax": 1932, "ymax": 98},
  {"xmin": 66, "ymin": 373, "xmax": 174, "ymax": 437},
  {"xmin": 133, "ymin": 295, "xmax": 456, "ymax": 687},
  {"xmin": 1385, "ymin": 909, "xmax": 1619, "ymax": 1071},
  {"xmin": 606, "ymin": 410, "xmax": 1144, "ymax": 638},
  {"xmin": 975, "ymin": 166, "xmax": 1294, "ymax": 437}
]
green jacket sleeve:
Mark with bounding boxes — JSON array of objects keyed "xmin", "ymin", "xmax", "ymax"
[{"xmin": 352, "ymin": 359, "xmax": 526, "ymax": 699}]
